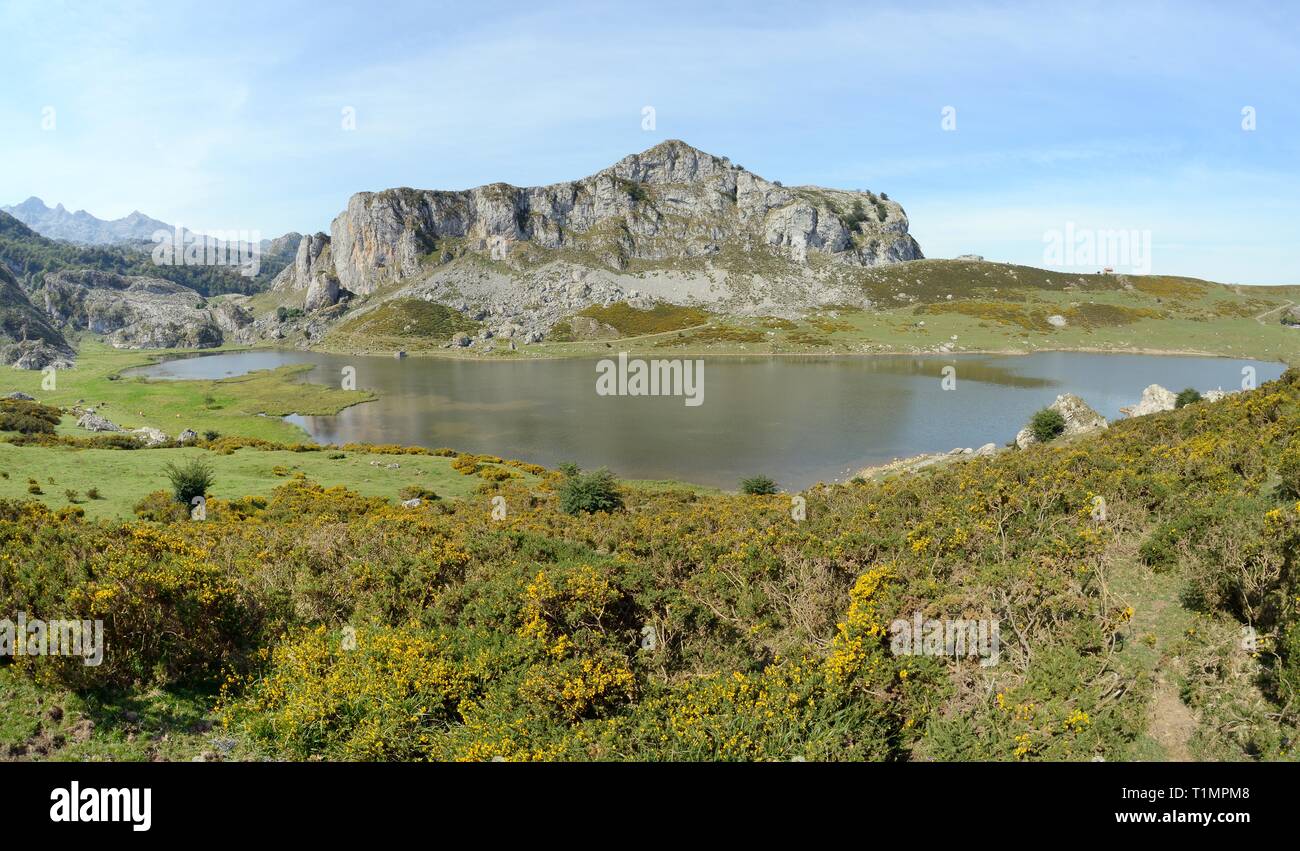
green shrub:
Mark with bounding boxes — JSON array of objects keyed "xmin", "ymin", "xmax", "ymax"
[
  {"xmin": 162, "ymin": 457, "xmax": 215, "ymax": 505},
  {"xmin": 557, "ymin": 467, "xmax": 623, "ymax": 515},
  {"xmin": 1029, "ymin": 407, "xmax": 1066, "ymax": 442},
  {"xmin": 740, "ymin": 475, "xmax": 779, "ymax": 495},
  {"xmin": 1175, "ymin": 388, "xmax": 1202, "ymax": 408}
]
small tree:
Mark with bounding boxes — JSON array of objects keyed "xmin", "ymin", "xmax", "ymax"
[
  {"xmin": 1029, "ymin": 408, "xmax": 1066, "ymax": 443},
  {"xmin": 740, "ymin": 475, "xmax": 778, "ymax": 495},
  {"xmin": 163, "ymin": 457, "xmax": 215, "ymax": 505},
  {"xmin": 557, "ymin": 466, "xmax": 623, "ymax": 515},
  {"xmin": 1175, "ymin": 388, "xmax": 1202, "ymax": 408}
]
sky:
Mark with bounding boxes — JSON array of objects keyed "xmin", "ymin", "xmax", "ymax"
[{"xmin": 1, "ymin": 0, "xmax": 1297, "ymax": 284}]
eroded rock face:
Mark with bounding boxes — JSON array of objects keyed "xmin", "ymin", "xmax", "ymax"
[
  {"xmin": 272, "ymin": 232, "xmax": 341, "ymax": 312},
  {"xmin": 0, "ymin": 263, "xmax": 76, "ymax": 368},
  {"xmin": 1015, "ymin": 393, "xmax": 1109, "ymax": 449},
  {"xmin": 36, "ymin": 270, "xmax": 224, "ymax": 349},
  {"xmin": 328, "ymin": 140, "xmax": 923, "ymax": 295}
]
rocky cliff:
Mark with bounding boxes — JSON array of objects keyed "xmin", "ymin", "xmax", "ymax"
[{"xmin": 302, "ymin": 140, "xmax": 920, "ymax": 305}]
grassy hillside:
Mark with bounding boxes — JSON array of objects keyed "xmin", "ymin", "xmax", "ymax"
[
  {"xmin": 370, "ymin": 260, "xmax": 1300, "ymax": 362},
  {"xmin": 4, "ymin": 370, "xmax": 1300, "ymax": 761}
]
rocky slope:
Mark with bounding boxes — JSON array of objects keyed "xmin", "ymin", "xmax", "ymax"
[
  {"xmin": 32, "ymin": 269, "xmax": 252, "ymax": 349},
  {"xmin": 0, "ymin": 264, "xmax": 75, "ymax": 369}
]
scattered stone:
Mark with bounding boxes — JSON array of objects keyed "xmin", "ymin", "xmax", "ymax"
[{"xmin": 4, "ymin": 391, "xmax": 35, "ymax": 401}]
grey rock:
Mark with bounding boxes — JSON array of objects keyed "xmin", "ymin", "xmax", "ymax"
[
  {"xmin": 1121, "ymin": 384, "xmax": 1177, "ymax": 418},
  {"xmin": 178, "ymin": 428, "xmax": 198, "ymax": 444},
  {"xmin": 131, "ymin": 427, "xmax": 168, "ymax": 446},
  {"xmin": 77, "ymin": 412, "xmax": 122, "ymax": 432},
  {"xmin": 1015, "ymin": 394, "xmax": 1108, "ymax": 449}
]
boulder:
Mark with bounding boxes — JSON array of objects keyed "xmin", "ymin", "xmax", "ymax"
[
  {"xmin": 132, "ymin": 427, "xmax": 169, "ymax": 446},
  {"xmin": 1015, "ymin": 393, "xmax": 1108, "ymax": 449},
  {"xmin": 1121, "ymin": 384, "xmax": 1177, "ymax": 418},
  {"xmin": 77, "ymin": 412, "xmax": 122, "ymax": 433},
  {"xmin": 973, "ymin": 442, "xmax": 998, "ymax": 457},
  {"xmin": 178, "ymin": 428, "xmax": 198, "ymax": 444},
  {"xmin": 4, "ymin": 391, "xmax": 35, "ymax": 401},
  {"xmin": 452, "ymin": 333, "xmax": 471, "ymax": 348}
]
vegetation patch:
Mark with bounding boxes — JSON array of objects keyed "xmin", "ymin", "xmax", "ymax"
[{"xmin": 575, "ymin": 302, "xmax": 710, "ymax": 336}]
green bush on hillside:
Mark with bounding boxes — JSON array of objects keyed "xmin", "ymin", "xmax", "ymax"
[
  {"xmin": 163, "ymin": 457, "xmax": 215, "ymax": 505},
  {"xmin": 557, "ymin": 466, "xmax": 623, "ymax": 515},
  {"xmin": 740, "ymin": 475, "xmax": 779, "ymax": 495},
  {"xmin": 1029, "ymin": 408, "xmax": 1066, "ymax": 442}
]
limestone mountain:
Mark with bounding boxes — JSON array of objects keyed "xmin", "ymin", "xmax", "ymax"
[
  {"xmin": 318, "ymin": 139, "xmax": 921, "ymax": 298},
  {"xmin": 267, "ymin": 140, "xmax": 923, "ymax": 344}
]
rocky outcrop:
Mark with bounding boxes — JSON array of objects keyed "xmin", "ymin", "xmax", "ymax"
[
  {"xmin": 0, "ymin": 263, "xmax": 76, "ymax": 369},
  {"xmin": 1120, "ymin": 384, "xmax": 1177, "ymax": 418},
  {"xmin": 76, "ymin": 411, "xmax": 121, "ymax": 432},
  {"xmin": 328, "ymin": 140, "xmax": 923, "ymax": 295},
  {"xmin": 272, "ymin": 232, "xmax": 342, "ymax": 312},
  {"xmin": 34, "ymin": 269, "xmax": 224, "ymax": 349},
  {"xmin": 1015, "ymin": 394, "xmax": 1108, "ymax": 449}
]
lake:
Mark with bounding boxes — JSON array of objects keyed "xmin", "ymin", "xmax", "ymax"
[{"xmin": 131, "ymin": 350, "xmax": 1285, "ymax": 490}]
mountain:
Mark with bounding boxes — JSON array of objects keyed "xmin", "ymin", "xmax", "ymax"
[
  {"xmin": 1, "ymin": 197, "xmax": 173, "ymax": 245},
  {"xmin": 268, "ymin": 140, "xmax": 923, "ymax": 343},
  {"xmin": 323, "ymin": 139, "xmax": 921, "ymax": 295}
]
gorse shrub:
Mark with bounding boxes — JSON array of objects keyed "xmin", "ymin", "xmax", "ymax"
[
  {"xmin": 163, "ymin": 457, "xmax": 215, "ymax": 505},
  {"xmin": 1176, "ymin": 388, "xmax": 1202, "ymax": 408},
  {"xmin": 557, "ymin": 466, "xmax": 623, "ymax": 515},
  {"xmin": 1029, "ymin": 407, "xmax": 1066, "ymax": 442}
]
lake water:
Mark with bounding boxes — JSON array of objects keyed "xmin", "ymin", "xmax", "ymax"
[{"xmin": 131, "ymin": 350, "xmax": 1285, "ymax": 489}]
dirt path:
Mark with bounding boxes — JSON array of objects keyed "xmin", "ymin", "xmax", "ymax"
[
  {"xmin": 1147, "ymin": 674, "xmax": 1198, "ymax": 761},
  {"xmin": 1254, "ymin": 299, "xmax": 1295, "ymax": 325}
]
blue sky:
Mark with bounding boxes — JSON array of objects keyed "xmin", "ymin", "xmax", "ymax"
[{"xmin": 1, "ymin": 0, "xmax": 1296, "ymax": 283}]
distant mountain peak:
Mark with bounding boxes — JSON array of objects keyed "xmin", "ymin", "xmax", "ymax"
[{"xmin": 0, "ymin": 198, "xmax": 172, "ymax": 246}]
